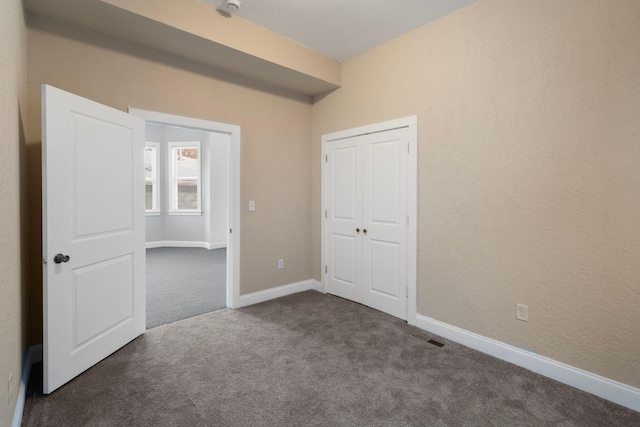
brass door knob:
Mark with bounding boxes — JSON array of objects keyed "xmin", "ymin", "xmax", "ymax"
[
  {"xmin": 363, "ymin": 229, "xmax": 367, "ymax": 234},
  {"xmin": 356, "ymin": 228, "xmax": 360, "ymax": 233}
]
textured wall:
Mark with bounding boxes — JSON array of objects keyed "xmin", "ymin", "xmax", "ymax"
[
  {"xmin": 0, "ymin": 1, "xmax": 28, "ymax": 426},
  {"xmin": 26, "ymin": 14, "xmax": 313, "ymax": 343},
  {"xmin": 312, "ymin": 0, "xmax": 640, "ymax": 388}
]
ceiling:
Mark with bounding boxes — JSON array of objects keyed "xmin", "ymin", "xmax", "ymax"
[{"xmin": 202, "ymin": 0, "xmax": 478, "ymax": 62}]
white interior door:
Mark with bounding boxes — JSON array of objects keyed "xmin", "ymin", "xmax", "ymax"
[
  {"xmin": 42, "ymin": 85, "xmax": 146, "ymax": 394},
  {"xmin": 325, "ymin": 127, "xmax": 409, "ymax": 320},
  {"xmin": 326, "ymin": 138, "xmax": 363, "ymax": 302},
  {"xmin": 361, "ymin": 128, "xmax": 408, "ymax": 319}
]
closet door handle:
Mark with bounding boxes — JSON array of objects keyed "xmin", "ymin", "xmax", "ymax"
[
  {"xmin": 356, "ymin": 228, "xmax": 360, "ymax": 233},
  {"xmin": 363, "ymin": 229, "xmax": 367, "ymax": 234}
]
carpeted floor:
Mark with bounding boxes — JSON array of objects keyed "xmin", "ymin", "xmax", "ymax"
[
  {"xmin": 22, "ymin": 291, "xmax": 639, "ymax": 426},
  {"xmin": 146, "ymin": 247, "xmax": 227, "ymax": 328}
]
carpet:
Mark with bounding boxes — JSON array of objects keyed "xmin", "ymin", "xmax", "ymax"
[
  {"xmin": 22, "ymin": 291, "xmax": 640, "ymax": 426},
  {"xmin": 146, "ymin": 247, "xmax": 226, "ymax": 329}
]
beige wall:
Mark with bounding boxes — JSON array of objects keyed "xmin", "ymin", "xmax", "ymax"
[
  {"xmin": 0, "ymin": 0, "xmax": 28, "ymax": 426},
  {"xmin": 26, "ymin": 14, "xmax": 314, "ymax": 344},
  {"xmin": 312, "ymin": 0, "xmax": 640, "ymax": 388}
]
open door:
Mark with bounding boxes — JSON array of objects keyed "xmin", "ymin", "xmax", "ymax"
[{"xmin": 42, "ymin": 85, "xmax": 146, "ymax": 394}]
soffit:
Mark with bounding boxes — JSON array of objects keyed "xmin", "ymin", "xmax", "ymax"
[
  {"xmin": 202, "ymin": 0, "xmax": 479, "ymax": 62},
  {"xmin": 25, "ymin": 0, "xmax": 341, "ymax": 96}
]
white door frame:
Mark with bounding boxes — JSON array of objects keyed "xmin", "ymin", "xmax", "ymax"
[
  {"xmin": 129, "ymin": 108, "xmax": 242, "ymax": 309},
  {"xmin": 321, "ymin": 116, "xmax": 418, "ymax": 321}
]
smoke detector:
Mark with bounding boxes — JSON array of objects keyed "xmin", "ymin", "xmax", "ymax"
[{"xmin": 226, "ymin": 0, "xmax": 240, "ymax": 13}]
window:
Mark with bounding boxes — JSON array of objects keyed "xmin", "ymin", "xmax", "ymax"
[
  {"xmin": 145, "ymin": 142, "xmax": 160, "ymax": 214},
  {"xmin": 168, "ymin": 141, "xmax": 201, "ymax": 214}
]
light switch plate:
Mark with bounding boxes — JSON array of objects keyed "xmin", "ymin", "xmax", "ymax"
[{"xmin": 249, "ymin": 200, "xmax": 255, "ymax": 211}]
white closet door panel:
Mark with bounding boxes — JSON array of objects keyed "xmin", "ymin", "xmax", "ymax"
[
  {"xmin": 326, "ymin": 140, "xmax": 363, "ymax": 302},
  {"xmin": 362, "ymin": 128, "xmax": 408, "ymax": 319},
  {"xmin": 368, "ymin": 240, "xmax": 401, "ymax": 297}
]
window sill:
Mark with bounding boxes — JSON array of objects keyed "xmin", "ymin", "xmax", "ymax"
[
  {"xmin": 145, "ymin": 211, "xmax": 161, "ymax": 217},
  {"xmin": 168, "ymin": 211, "xmax": 202, "ymax": 216}
]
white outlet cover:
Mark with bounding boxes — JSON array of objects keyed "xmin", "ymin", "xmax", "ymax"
[
  {"xmin": 278, "ymin": 259, "xmax": 284, "ymax": 269},
  {"xmin": 249, "ymin": 200, "xmax": 255, "ymax": 211},
  {"xmin": 516, "ymin": 304, "xmax": 528, "ymax": 322}
]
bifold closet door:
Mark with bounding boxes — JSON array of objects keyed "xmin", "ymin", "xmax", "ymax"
[{"xmin": 325, "ymin": 127, "xmax": 408, "ymax": 320}]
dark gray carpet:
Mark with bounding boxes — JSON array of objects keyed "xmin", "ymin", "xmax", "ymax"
[
  {"xmin": 23, "ymin": 291, "xmax": 639, "ymax": 426},
  {"xmin": 146, "ymin": 247, "xmax": 226, "ymax": 329}
]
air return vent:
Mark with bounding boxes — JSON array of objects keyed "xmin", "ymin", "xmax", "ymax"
[{"xmin": 411, "ymin": 332, "xmax": 445, "ymax": 348}]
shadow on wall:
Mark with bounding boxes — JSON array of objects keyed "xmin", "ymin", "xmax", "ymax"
[
  {"xmin": 25, "ymin": 135, "xmax": 42, "ymax": 346},
  {"xmin": 19, "ymin": 105, "xmax": 31, "ymax": 349}
]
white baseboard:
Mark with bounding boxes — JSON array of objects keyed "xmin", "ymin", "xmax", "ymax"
[
  {"xmin": 234, "ymin": 279, "xmax": 318, "ymax": 308},
  {"xmin": 12, "ymin": 344, "xmax": 43, "ymax": 427},
  {"xmin": 146, "ymin": 241, "xmax": 226, "ymax": 250},
  {"xmin": 410, "ymin": 314, "xmax": 640, "ymax": 413},
  {"xmin": 208, "ymin": 242, "xmax": 227, "ymax": 250},
  {"xmin": 311, "ymin": 279, "xmax": 326, "ymax": 293}
]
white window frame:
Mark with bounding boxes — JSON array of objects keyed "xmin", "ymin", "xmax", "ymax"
[
  {"xmin": 145, "ymin": 142, "xmax": 161, "ymax": 215},
  {"xmin": 168, "ymin": 140, "xmax": 202, "ymax": 215}
]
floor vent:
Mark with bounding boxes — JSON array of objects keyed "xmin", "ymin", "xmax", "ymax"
[{"xmin": 411, "ymin": 333, "xmax": 445, "ymax": 348}]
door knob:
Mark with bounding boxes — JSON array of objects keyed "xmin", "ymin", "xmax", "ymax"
[
  {"xmin": 363, "ymin": 229, "xmax": 367, "ymax": 234},
  {"xmin": 356, "ymin": 228, "xmax": 360, "ymax": 233},
  {"xmin": 53, "ymin": 253, "xmax": 70, "ymax": 264}
]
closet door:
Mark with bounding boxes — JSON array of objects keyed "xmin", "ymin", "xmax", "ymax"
[
  {"xmin": 326, "ymin": 138, "xmax": 363, "ymax": 302},
  {"xmin": 325, "ymin": 127, "xmax": 409, "ymax": 320},
  {"xmin": 361, "ymin": 128, "xmax": 408, "ymax": 319}
]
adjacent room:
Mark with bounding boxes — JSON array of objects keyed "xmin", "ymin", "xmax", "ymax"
[
  {"xmin": 1, "ymin": 0, "xmax": 639, "ymax": 426},
  {"xmin": 144, "ymin": 122, "xmax": 230, "ymax": 328}
]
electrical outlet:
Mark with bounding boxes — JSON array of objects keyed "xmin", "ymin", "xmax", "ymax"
[
  {"xmin": 516, "ymin": 304, "xmax": 528, "ymax": 322},
  {"xmin": 249, "ymin": 200, "xmax": 255, "ymax": 211},
  {"xmin": 8, "ymin": 373, "xmax": 13, "ymax": 404},
  {"xmin": 278, "ymin": 259, "xmax": 284, "ymax": 269}
]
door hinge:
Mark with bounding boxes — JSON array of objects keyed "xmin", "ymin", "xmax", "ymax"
[
  {"xmin": 325, "ymin": 265, "xmax": 328, "ymax": 274},
  {"xmin": 407, "ymin": 216, "xmax": 409, "ymax": 225},
  {"xmin": 325, "ymin": 210, "xmax": 327, "ymax": 218},
  {"xmin": 325, "ymin": 154, "xmax": 328, "ymax": 163},
  {"xmin": 408, "ymin": 143, "xmax": 410, "ymax": 153},
  {"xmin": 406, "ymin": 287, "xmax": 409, "ymax": 298},
  {"xmin": 229, "ymin": 228, "xmax": 232, "ymax": 233}
]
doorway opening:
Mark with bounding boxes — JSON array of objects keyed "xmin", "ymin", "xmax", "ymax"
[{"xmin": 129, "ymin": 109, "xmax": 242, "ymax": 328}]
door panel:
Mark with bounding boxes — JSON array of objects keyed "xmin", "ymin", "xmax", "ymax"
[
  {"xmin": 368, "ymin": 240, "xmax": 400, "ymax": 298},
  {"xmin": 332, "ymin": 235, "xmax": 357, "ymax": 287},
  {"xmin": 42, "ymin": 85, "xmax": 145, "ymax": 394},
  {"xmin": 73, "ymin": 114, "xmax": 134, "ymax": 237},
  {"xmin": 326, "ymin": 140, "xmax": 362, "ymax": 302},
  {"xmin": 332, "ymin": 146, "xmax": 358, "ymax": 220},
  {"xmin": 73, "ymin": 255, "xmax": 133, "ymax": 348},
  {"xmin": 369, "ymin": 139, "xmax": 401, "ymax": 225},
  {"xmin": 362, "ymin": 128, "xmax": 408, "ymax": 319}
]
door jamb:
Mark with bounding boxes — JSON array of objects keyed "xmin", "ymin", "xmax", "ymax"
[
  {"xmin": 321, "ymin": 116, "xmax": 418, "ymax": 321},
  {"xmin": 129, "ymin": 108, "xmax": 241, "ymax": 309}
]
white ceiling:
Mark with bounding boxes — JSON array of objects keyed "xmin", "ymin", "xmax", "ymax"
[{"xmin": 202, "ymin": 0, "xmax": 478, "ymax": 63}]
